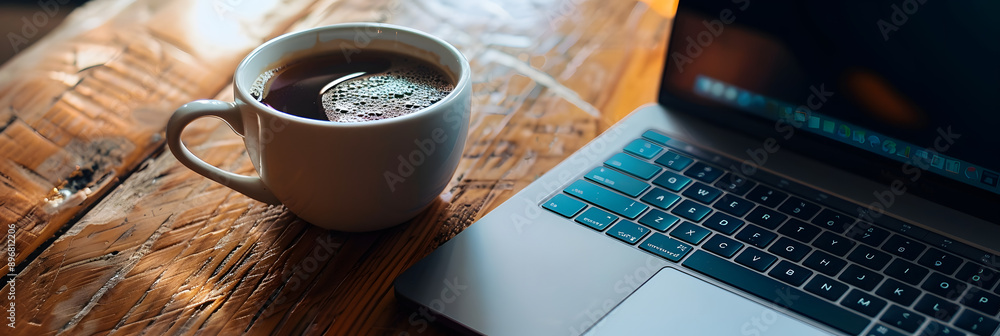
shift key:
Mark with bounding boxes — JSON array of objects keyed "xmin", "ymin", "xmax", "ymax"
[{"xmin": 564, "ymin": 180, "xmax": 648, "ymax": 219}]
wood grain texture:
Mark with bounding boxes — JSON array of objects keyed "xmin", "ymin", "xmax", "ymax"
[
  {"xmin": 3, "ymin": 0, "xmax": 674, "ymax": 334},
  {"xmin": 0, "ymin": 0, "xmax": 328, "ymax": 265}
]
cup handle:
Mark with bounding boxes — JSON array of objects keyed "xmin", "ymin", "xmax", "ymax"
[{"xmin": 166, "ymin": 100, "xmax": 281, "ymax": 204}]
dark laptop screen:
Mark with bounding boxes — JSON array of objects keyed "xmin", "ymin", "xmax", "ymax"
[{"xmin": 658, "ymin": 0, "xmax": 1000, "ymax": 222}]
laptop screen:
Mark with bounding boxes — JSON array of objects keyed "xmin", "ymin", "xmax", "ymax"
[{"xmin": 658, "ymin": 0, "xmax": 1000, "ymax": 223}]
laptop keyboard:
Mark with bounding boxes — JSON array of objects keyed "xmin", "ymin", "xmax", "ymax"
[{"xmin": 542, "ymin": 130, "xmax": 1000, "ymax": 336}]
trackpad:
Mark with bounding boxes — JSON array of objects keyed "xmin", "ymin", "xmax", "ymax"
[{"xmin": 584, "ymin": 267, "xmax": 835, "ymax": 335}]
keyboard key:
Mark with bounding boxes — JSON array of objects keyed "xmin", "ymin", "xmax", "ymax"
[
  {"xmin": 920, "ymin": 321, "xmax": 966, "ymax": 336},
  {"xmin": 681, "ymin": 182, "xmax": 722, "ymax": 204},
  {"xmin": 684, "ymin": 162, "xmax": 724, "ymax": 183},
  {"xmin": 769, "ymin": 261, "xmax": 813, "ymax": 286},
  {"xmin": 961, "ymin": 288, "xmax": 1000, "ymax": 316},
  {"xmin": 652, "ymin": 171, "xmax": 691, "ymax": 192},
  {"xmin": 885, "ymin": 259, "xmax": 930, "ymax": 285},
  {"xmin": 803, "ymin": 250, "xmax": 848, "ymax": 276},
  {"xmin": 735, "ymin": 248, "xmax": 777, "ymax": 272},
  {"xmin": 638, "ymin": 209, "xmax": 679, "ymax": 231},
  {"xmin": 712, "ymin": 194, "xmax": 754, "ymax": 217},
  {"xmin": 804, "ymin": 275, "xmax": 849, "ymax": 301},
  {"xmin": 812, "ymin": 231, "xmax": 855, "ymax": 256},
  {"xmin": 768, "ymin": 237, "xmax": 811, "ymax": 262},
  {"xmin": 876, "ymin": 278, "xmax": 921, "ymax": 306},
  {"xmin": 811, "ymin": 209, "xmax": 854, "ymax": 233},
  {"xmin": 880, "ymin": 305, "xmax": 925, "ymax": 333},
  {"xmin": 745, "ymin": 185, "xmax": 788, "ymax": 208},
  {"xmin": 654, "ymin": 151, "xmax": 693, "ymax": 171},
  {"xmin": 670, "ymin": 200, "xmax": 711, "ymax": 222},
  {"xmin": 956, "ymin": 263, "xmax": 1000, "ymax": 289},
  {"xmin": 670, "ymin": 221, "xmax": 711, "ymax": 245},
  {"xmin": 746, "ymin": 206, "xmax": 787, "ymax": 229},
  {"xmin": 777, "ymin": 219, "xmax": 821, "ymax": 243},
  {"xmin": 839, "ymin": 264, "xmax": 885, "ymax": 291},
  {"xmin": 543, "ymin": 194, "xmax": 586, "ymax": 218},
  {"xmin": 735, "ymin": 224, "xmax": 777, "ymax": 248},
  {"xmin": 954, "ymin": 310, "xmax": 1000, "ymax": 336},
  {"xmin": 640, "ymin": 188, "xmax": 680, "ymax": 209},
  {"xmin": 564, "ymin": 180, "xmax": 648, "ymax": 219},
  {"xmin": 639, "ymin": 233, "xmax": 692, "ymax": 262},
  {"xmin": 842, "ymin": 289, "xmax": 887, "ymax": 317},
  {"xmin": 575, "ymin": 207, "xmax": 617, "ymax": 231},
  {"xmin": 683, "ymin": 251, "xmax": 870, "ymax": 335},
  {"xmin": 778, "ymin": 197, "xmax": 820, "ymax": 220},
  {"xmin": 641, "ymin": 130, "xmax": 670, "ymax": 145},
  {"xmin": 714, "ymin": 173, "xmax": 757, "ymax": 196},
  {"xmin": 846, "ymin": 222, "xmax": 891, "ymax": 247},
  {"xmin": 623, "ymin": 139, "xmax": 663, "ymax": 160},
  {"xmin": 585, "ymin": 166, "xmax": 649, "ymax": 197},
  {"xmin": 918, "ymin": 248, "xmax": 963, "ymax": 276},
  {"xmin": 606, "ymin": 221, "xmax": 649, "ymax": 245},
  {"xmin": 703, "ymin": 212, "xmax": 744, "ymax": 235},
  {"xmin": 848, "ymin": 245, "xmax": 893, "ymax": 271},
  {"xmin": 922, "ymin": 272, "xmax": 968, "ymax": 300},
  {"xmin": 605, "ymin": 152, "xmax": 661, "ymax": 179},
  {"xmin": 869, "ymin": 323, "xmax": 907, "ymax": 336},
  {"xmin": 916, "ymin": 294, "xmax": 960, "ymax": 322},
  {"xmin": 704, "ymin": 235, "xmax": 743, "ymax": 258},
  {"xmin": 883, "ymin": 235, "xmax": 927, "ymax": 260}
]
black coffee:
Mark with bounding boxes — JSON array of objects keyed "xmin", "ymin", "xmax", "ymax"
[{"xmin": 251, "ymin": 50, "xmax": 454, "ymax": 123}]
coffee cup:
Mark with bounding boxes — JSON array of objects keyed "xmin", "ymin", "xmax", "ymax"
[{"xmin": 166, "ymin": 23, "xmax": 471, "ymax": 231}]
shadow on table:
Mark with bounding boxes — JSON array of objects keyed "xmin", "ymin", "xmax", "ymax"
[{"xmin": 0, "ymin": 0, "xmax": 89, "ymax": 64}]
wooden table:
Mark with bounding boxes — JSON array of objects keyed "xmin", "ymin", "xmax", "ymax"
[{"xmin": 0, "ymin": 0, "xmax": 674, "ymax": 334}]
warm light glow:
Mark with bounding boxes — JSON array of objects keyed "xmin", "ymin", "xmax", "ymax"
[
  {"xmin": 190, "ymin": 0, "xmax": 276, "ymax": 49},
  {"xmin": 147, "ymin": 0, "xmax": 292, "ymax": 63},
  {"xmin": 845, "ymin": 69, "xmax": 926, "ymax": 129},
  {"xmin": 639, "ymin": 0, "xmax": 678, "ymax": 18}
]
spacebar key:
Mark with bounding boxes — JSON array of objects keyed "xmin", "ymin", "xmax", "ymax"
[{"xmin": 682, "ymin": 251, "xmax": 868, "ymax": 335}]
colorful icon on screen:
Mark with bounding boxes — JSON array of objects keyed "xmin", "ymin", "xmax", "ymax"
[
  {"xmin": 696, "ymin": 77, "xmax": 712, "ymax": 94},
  {"xmin": 852, "ymin": 130, "xmax": 866, "ymax": 144},
  {"xmin": 807, "ymin": 116, "xmax": 820, "ymax": 129},
  {"xmin": 724, "ymin": 87, "xmax": 738, "ymax": 101},
  {"xmin": 778, "ymin": 107, "xmax": 793, "ymax": 121},
  {"xmin": 794, "ymin": 110, "xmax": 808, "ymax": 125},
  {"xmin": 881, "ymin": 140, "xmax": 896, "ymax": 155},
  {"xmin": 868, "ymin": 135, "xmax": 880, "ymax": 149},
  {"xmin": 982, "ymin": 171, "xmax": 999, "ymax": 187},
  {"xmin": 823, "ymin": 121, "xmax": 835, "ymax": 133},
  {"xmin": 737, "ymin": 91, "xmax": 752, "ymax": 107},
  {"xmin": 965, "ymin": 166, "xmax": 980, "ymax": 180},
  {"xmin": 711, "ymin": 81, "xmax": 725, "ymax": 97},
  {"xmin": 837, "ymin": 125, "xmax": 851, "ymax": 138},
  {"xmin": 895, "ymin": 146, "xmax": 910, "ymax": 158},
  {"xmin": 930, "ymin": 155, "xmax": 945, "ymax": 169},
  {"xmin": 945, "ymin": 160, "xmax": 961, "ymax": 174}
]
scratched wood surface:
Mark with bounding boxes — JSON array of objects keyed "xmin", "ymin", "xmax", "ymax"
[
  {"xmin": 1, "ymin": 0, "xmax": 673, "ymax": 334},
  {"xmin": 0, "ymin": 0, "xmax": 334, "ymax": 266}
]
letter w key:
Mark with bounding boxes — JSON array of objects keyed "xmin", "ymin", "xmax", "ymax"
[{"xmin": 682, "ymin": 182, "xmax": 722, "ymax": 204}]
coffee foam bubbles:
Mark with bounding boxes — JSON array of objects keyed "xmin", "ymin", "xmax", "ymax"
[
  {"xmin": 250, "ymin": 67, "xmax": 283, "ymax": 100},
  {"xmin": 320, "ymin": 57, "xmax": 453, "ymax": 123}
]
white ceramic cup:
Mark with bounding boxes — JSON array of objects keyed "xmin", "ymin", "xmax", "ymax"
[{"xmin": 166, "ymin": 23, "xmax": 471, "ymax": 231}]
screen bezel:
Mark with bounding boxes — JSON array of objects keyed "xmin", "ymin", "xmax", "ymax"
[{"xmin": 656, "ymin": 11, "xmax": 1000, "ymax": 224}]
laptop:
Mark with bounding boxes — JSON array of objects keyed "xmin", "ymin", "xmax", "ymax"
[{"xmin": 394, "ymin": 0, "xmax": 1000, "ymax": 335}]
